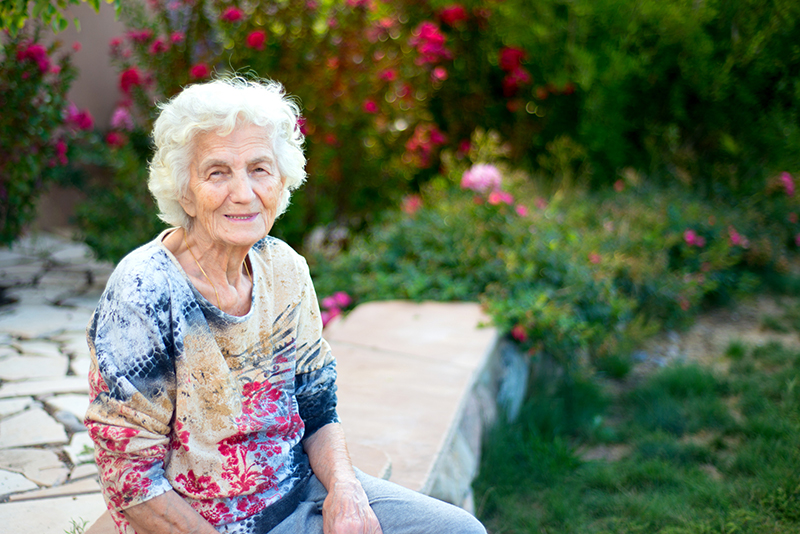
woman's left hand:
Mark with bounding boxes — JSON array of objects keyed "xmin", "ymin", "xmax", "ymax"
[{"xmin": 322, "ymin": 478, "xmax": 383, "ymax": 534}]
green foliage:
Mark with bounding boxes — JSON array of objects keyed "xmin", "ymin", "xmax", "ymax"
[
  {"xmin": 311, "ymin": 132, "xmax": 800, "ymax": 372},
  {"xmin": 0, "ymin": 27, "xmax": 98, "ymax": 245},
  {"xmin": 0, "ymin": 0, "xmax": 117, "ymax": 36}
]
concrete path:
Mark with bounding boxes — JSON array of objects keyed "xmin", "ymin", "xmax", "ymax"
[{"xmin": 0, "ymin": 233, "xmax": 505, "ymax": 533}]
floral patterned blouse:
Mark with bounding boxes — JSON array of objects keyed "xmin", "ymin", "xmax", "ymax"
[{"xmin": 85, "ymin": 230, "xmax": 339, "ymax": 534}]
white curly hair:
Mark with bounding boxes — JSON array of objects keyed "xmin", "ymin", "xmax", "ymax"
[{"xmin": 148, "ymin": 77, "xmax": 306, "ymax": 229}]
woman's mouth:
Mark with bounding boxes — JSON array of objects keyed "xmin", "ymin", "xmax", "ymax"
[{"xmin": 225, "ymin": 214, "xmax": 257, "ymax": 221}]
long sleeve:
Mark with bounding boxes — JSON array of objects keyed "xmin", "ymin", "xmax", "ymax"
[{"xmin": 84, "ymin": 257, "xmax": 178, "ymax": 512}]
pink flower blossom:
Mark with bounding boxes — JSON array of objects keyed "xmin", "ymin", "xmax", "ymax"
[
  {"xmin": 105, "ymin": 131, "xmax": 127, "ymax": 148},
  {"xmin": 119, "ymin": 67, "xmax": 142, "ymax": 94},
  {"xmin": 66, "ymin": 104, "xmax": 94, "ymax": 130},
  {"xmin": 614, "ymin": 179, "xmax": 625, "ymax": 192},
  {"xmin": 321, "ymin": 295, "xmax": 337, "ymax": 310},
  {"xmin": 149, "ymin": 38, "xmax": 168, "ymax": 54},
  {"xmin": 728, "ymin": 226, "xmax": 748, "ymax": 247},
  {"xmin": 55, "ymin": 139, "xmax": 68, "ymax": 165},
  {"xmin": 410, "ymin": 22, "xmax": 452, "ymax": 66},
  {"xmin": 515, "ymin": 204, "xmax": 529, "ymax": 217},
  {"xmin": 245, "ymin": 30, "xmax": 267, "ymax": 50},
  {"xmin": 189, "ymin": 63, "xmax": 211, "ymax": 79},
  {"xmin": 49, "ymin": 65, "xmax": 61, "ymax": 75},
  {"xmin": 402, "ymin": 194, "xmax": 423, "ymax": 215},
  {"xmin": 297, "ymin": 117, "xmax": 309, "ymax": 136},
  {"xmin": 72, "ymin": 41, "xmax": 82, "ymax": 52},
  {"xmin": 363, "ymin": 99, "xmax": 379, "ymax": 114},
  {"xmin": 321, "ymin": 308, "xmax": 341, "ymax": 328},
  {"xmin": 502, "ymin": 67, "xmax": 531, "ymax": 96},
  {"xmin": 588, "ymin": 252, "xmax": 601, "ymax": 264},
  {"xmin": 17, "ymin": 43, "xmax": 50, "ymax": 73},
  {"xmin": 684, "ymin": 229, "xmax": 698, "ymax": 246},
  {"xmin": 511, "ymin": 324, "xmax": 527, "ymax": 342},
  {"xmin": 461, "ymin": 163, "xmax": 502, "ymax": 193},
  {"xmin": 457, "ymin": 140, "xmax": 471, "ymax": 156},
  {"xmin": 404, "ymin": 123, "xmax": 447, "ymax": 168},
  {"xmin": 439, "ymin": 4, "xmax": 468, "ymax": 26},
  {"xmin": 332, "ymin": 292, "xmax": 352, "ymax": 308},
  {"xmin": 379, "ymin": 68, "xmax": 397, "ymax": 82},
  {"xmin": 498, "ymin": 47, "xmax": 525, "ymax": 72},
  {"xmin": 220, "ymin": 7, "xmax": 244, "ymax": 22},
  {"xmin": 535, "ymin": 197, "xmax": 548, "ymax": 210},
  {"xmin": 781, "ymin": 172, "xmax": 794, "ymax": 197},
  {"xmin": 170, "ymin": 31, "xmax": 185, "ymax": 43},
  {"xmin": 432, "ymin": 66, "xmax": 448, "ymax": 81},
  {"xmin": 111, "ymin": 106, "xmax": 134, "ymax": 131},
  {"xmin": 488, "ymin": 190, "xmax": 514, "ymax": 205},
  {"xmin": 127, "ymin": 29, "xmax": 153, "ymax": 43}
]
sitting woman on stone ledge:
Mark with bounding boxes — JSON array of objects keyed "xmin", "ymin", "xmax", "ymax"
[{"xmin": 83, "ymin": 77, "xmax": 486, "ymax": 534}]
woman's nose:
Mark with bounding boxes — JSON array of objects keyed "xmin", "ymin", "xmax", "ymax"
[{"xmin": 228, "ymin": 169, "xmax": 256, "ymax": 202}]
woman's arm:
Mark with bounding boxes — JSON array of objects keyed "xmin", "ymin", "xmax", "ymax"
[
  {"xmin": 123, "ymin": 490, "xmax": 219, "ymax": 534},
  {"xmin": 303, "ymin": 422, "xmax": 383, "ymax": 534}
]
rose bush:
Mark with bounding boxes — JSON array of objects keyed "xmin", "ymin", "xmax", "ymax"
[{"xmin": 0, "ymin": 27, "xmax": 97, "ymax": 244}]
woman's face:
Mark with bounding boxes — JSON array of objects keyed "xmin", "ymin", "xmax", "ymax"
[{"xmin": 180, "ymin": 124, "xmax": 285, "ymax": 249}]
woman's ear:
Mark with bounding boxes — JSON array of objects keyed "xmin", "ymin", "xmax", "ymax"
[{"xmin": 178, "ymin": 190, "xmax": 197, "ymax": 219}]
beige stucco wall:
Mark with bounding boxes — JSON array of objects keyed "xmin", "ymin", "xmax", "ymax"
[{"xmin": 35, "ymin": 2, "xmax": 127, "ymax": 232}]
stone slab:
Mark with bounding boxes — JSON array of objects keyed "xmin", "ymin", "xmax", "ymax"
[
  {"xmin": 7, "ymin": 476, "xmax": 101, "ymax": 501},
  {"xmin": 0, "ymin": 468, "xmax": 39, "ymax": 496},
  {"xmin": 0, "ymin": 304, "xmax": 93, "ymax": 338},
  {"xmin": 69, "ymin": 463, "xmax": 99, "ymax": 481},
  {"xmin": 325, "ymin": 301, "xmax": 495, "ymax": 368},
  {"xmin": 0, "ymin": 407, "xmax": 68, "ymax": 449},
  {"xmin": 0, "ymin": 376, "xmax": 89, "ymax": 398},
  {"xmin": 0, "ymin": 492, "xmax": 108, "ymax": 534},
  {"xmin": 0, "ymin": 355, "xmax": 69, "ymax": 382},
  {"xmin": 0, "ymin": 448, "xmax": 69, "ymax": 487},
  {"xmin": 15, "ymin": 340, "xmax": 66, "ymax": 359},
  {"xmin": 64, "ymin": 432, "xmax": 95, "ymax": 466},
  {"xmin": 0, "ymin": 397, "xmax": 34, "ymax": 418},
  {"xmin": 44, "ymin": 394, "xmax": 90, "ymax": 421}
]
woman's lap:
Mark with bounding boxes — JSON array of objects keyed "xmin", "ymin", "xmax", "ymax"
[{"xmin": 269, "ymin": 469, "xmax": 486, "ymax": 534}]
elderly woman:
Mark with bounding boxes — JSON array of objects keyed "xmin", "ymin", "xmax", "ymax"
[{"xmin": 84, "ymin": 78, "xmax": 486, "ymax": 534}]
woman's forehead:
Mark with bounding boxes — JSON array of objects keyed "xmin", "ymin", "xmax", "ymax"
[{"xmin": 193, "ymin": 124, "xmax": 275, "ymax": 162}]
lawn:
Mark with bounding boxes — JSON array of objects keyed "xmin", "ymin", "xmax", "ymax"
[{"xmin": 474, "ymin": 297, "xmax": 800, "ymax": 533}]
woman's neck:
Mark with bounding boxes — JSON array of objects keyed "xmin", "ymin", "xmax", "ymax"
[{"xmin": 162, "ymin": 227, "xmax": 254, "ymax": 316}]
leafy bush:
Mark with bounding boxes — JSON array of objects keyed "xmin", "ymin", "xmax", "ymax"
[
  {"xmin": 310, "ymin": 130, "xmax": 800, "ymax": 372},
  {"xmin": 0, "ymin": 27, "xmax": 97, "ymax": 245}
]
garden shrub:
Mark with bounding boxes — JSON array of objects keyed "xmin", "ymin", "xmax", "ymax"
[
  {"xmin": 0, "ymin": 27, "xmax": 97, "ymax": 245},
  {"xmin": 309, "ymin": 130, "xmax": 800, "ymax": 373}
]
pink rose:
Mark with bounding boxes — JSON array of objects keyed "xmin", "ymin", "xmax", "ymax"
[
  {"xmin": 515, "ymin": 204, "xmax": 529, "ymax": 217},
  {"xmin": 333, "ymin": 292, "xmax": 352, "ymax": 308},
  {"xmin": 111, "ymin": 107, "xmax": 134, "ymax": 131},
  {"xmin": 488, "ymin": 190, "xmax": 514, "ymax": 205},
  {"xmin": 461, "ymin": 164, "xmax": 502, "ymax": 193},
  {"xmin": 245, "ymin": 30, "xmax": 267, "ymax": 50},
  {"xmin": 189, "ymin": 63, "xmax": 211, "ymax": 79},
  {"xmin": 684, "ymin": 229, "xmax": 698, "ymax": 246},
  {"xmin": 781, "ymin": 172, "xmax": 795, "ymax": 197},
  {"xmin": 402, "ymin": 194, "xmax": 423, "ymax": 215},
  {"xmin": 106, "ymin": 131, "xmax": 127, "ymax": 148},
  {"xmin": 498, "ymin": 47, "xmax": 525, "ymax": 72},
  {"xmin": 432, "ymin": 66, "xmax": 448, "ymax": 81},
  {"xmin": 171, "ymin": 32, "xmax": 185, "ymax": 43},
  {"xmin": 119, "ymin": 67, "xmax": 142, "ymax": 94},
  {"xmin": 220, "ymin": 7, "xmax": 244, "ymax": 22},
  {"xmin": 149, "ymin": 38, "xmax": 168, "ymax": 54},
  {"xmin": 363, "ymin": 99, "xmax": 379, "ymax": 114},
  {"xmin": 439, "ymin": 5, "xmax": 468, "ymax": 26},
  {"xmin": 511, "ymin": 324, "xmax": 528, "ymax": 342},
  {"xmin": 379, "ymin": 68, "xmax": 397, "ymax": 82},
  {"xmin": 588, "ymin": 252, "xmax": 601, "ymax": 264}
]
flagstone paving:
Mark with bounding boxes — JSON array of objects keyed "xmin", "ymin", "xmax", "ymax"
[{"xmin": 0, "ymin": 232, "xmax": 512, "ymax": 533}]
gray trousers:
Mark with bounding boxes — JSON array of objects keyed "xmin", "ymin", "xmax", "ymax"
[{"xmin": 269, "ymin": 469, "xmax": 487, "ymax": 534}]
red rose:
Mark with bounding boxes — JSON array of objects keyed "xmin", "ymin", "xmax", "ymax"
[
  {"xmin": 189, "ymin": 63, "xmax": 211, "ymax": 79},
  {"xmin": 439, "ymin": 5, "xmax": 468, "ymax": 26},
  {"xmin": 498, "ymin": 46, "xmax": 526, "ymax": 72},
  {"xmin": 106, "ymin": 131, "xmax": 127, "ymax": 148},
  {"xmin": 220, "ymin": 7, "xmax": 244, "ymax": 22},
  {"xmin": 245, "ymin": 30, "xmax": 266, "ymax": 50},
  {"xmin": 119, "ymin": 67, "xmax": 142, "ymax": 94}
]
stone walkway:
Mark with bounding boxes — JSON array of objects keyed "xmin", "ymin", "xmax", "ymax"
[
  {"xmin": 0, "ymin": 232, "xmax": 512, "ymax": 533},
  {"xmin": 0, "ymin": 232, "xmax": 114, "ymax": 532}
]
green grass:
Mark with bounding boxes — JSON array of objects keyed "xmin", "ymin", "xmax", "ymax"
[{"xmin": 474, "ymin": 339, "xmax": 800, "ymax": 533}]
